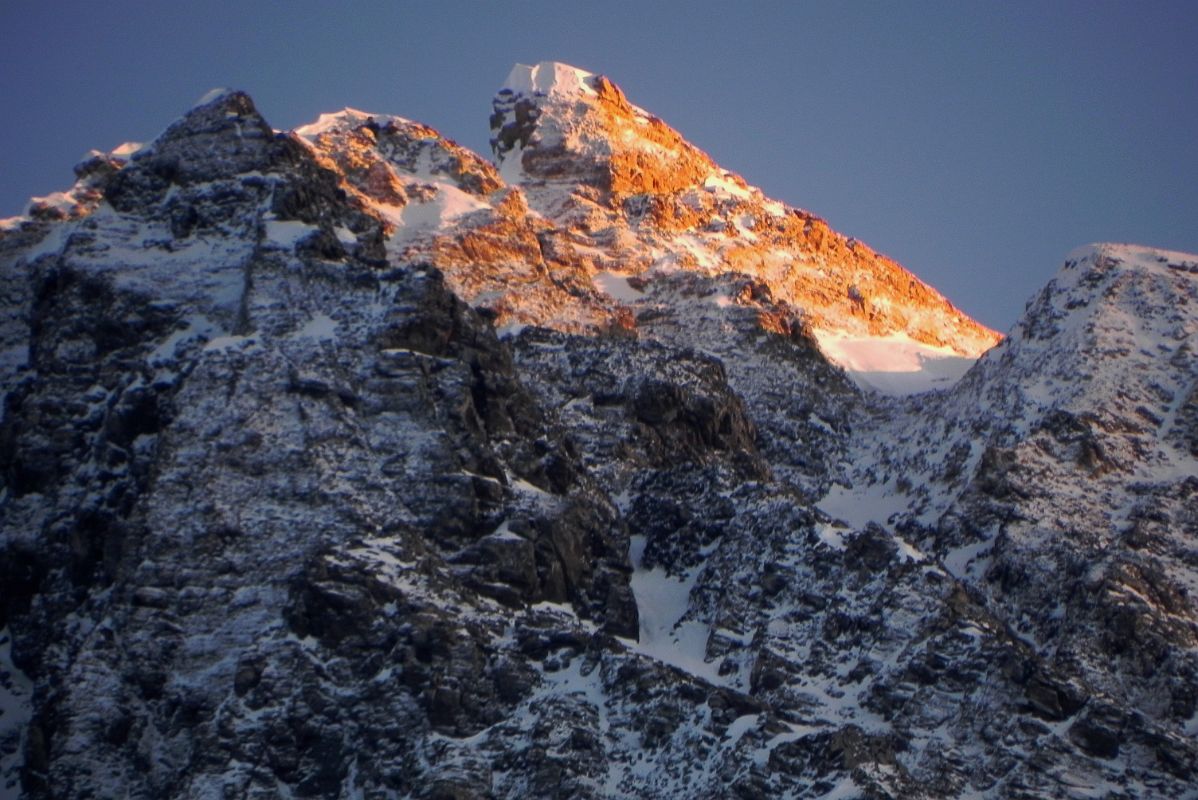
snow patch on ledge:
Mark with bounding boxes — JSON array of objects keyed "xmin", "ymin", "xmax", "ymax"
[
  {"xmin": 624, "ymin": 535, "xmax": 726, "ymax": 686},
  {"xmin": 813, "ymin": 330, "xmax": 979, "ymax": 396},
  {"xmin": 593, "ymin": 271, "xmax": 643, "ymax": 303},
  {"xmin": 110, "ymin": 141, "xmax": 147, "ymax": 159}
]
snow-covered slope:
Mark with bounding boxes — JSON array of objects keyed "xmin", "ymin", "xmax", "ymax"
[{"xmin": 0, "ymin": 71, "xmax": 1195, "ymax": 800}]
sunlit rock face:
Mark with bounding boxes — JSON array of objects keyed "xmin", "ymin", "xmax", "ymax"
[
  {"xmin": 2, "ymin": 67, "xmax": 1196, "ymax": 800},
  {"xmin": 492, "ymin": 62, "xmax": 718, "ymax": 198},
  {"xmin": 290, "ymin": 61, "xmax": 1000, "ymax": 374},
  {"xmin": 486, "ymin": 62, "xmax": 1001, "ymax": 360}
]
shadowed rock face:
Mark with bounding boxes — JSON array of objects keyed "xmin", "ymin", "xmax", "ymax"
[
  {"xmin": 0, "ymin": 91, "xmax": 638, "ymax": 798},
  {"xmin": 1, "ymin": 74, "xmax": 1196, "ymax": 800}
]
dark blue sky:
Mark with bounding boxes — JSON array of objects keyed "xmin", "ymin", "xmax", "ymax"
[{"xmin": 2, "ymin": 1, "xmax": 1195, "ymax": 331}]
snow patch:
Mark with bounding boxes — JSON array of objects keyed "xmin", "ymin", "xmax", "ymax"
[
  {"xmin": 290, "ymin": 313, "xmax": 338, "ymax": 341},
  {"xmin": 625, "ymin": 536, "xmax": 725, "ymax": 685},
  {"xmin": 202, "ymin": 334, "xmax": 259, "ymax": 353},
  {"xmin": 396, "ymin": 187, "xmax": 489, "ymax": 232},
  {"xmin": 723, "ymin": 712, "xmax": 760, "ymax": 742},
  {"xmin": 816, "ymin": 522, "xmax": 848, "ymax": 550},
  {"xmin": 22, "ymin": 218, "xmax": 74, "ymax": 260},
  {"xmin": 814, "ymin": 330, "xmax": 979, "ymax": 396},
  {"xmin": 263, "ymin": 218, "xmax": 318, "ymax": 248},
  {"xmin": 943, "ymin": 537, "xmax": 994, "ymax": 580},
  {"xmin": 496, "ymin": 322, "xmax": 528, "ymax": 339},
  {"xmin": 703, "ymin": 173, "xmax": 754, "ymax": 200},
  {"xmin": 294, "ymin": 108, "xmax": 413, "ymax": 139},
  {"xmin": 110, "ymin": 141, "xmax": 146, "ymax": 158},
  {"xmin": 593, "ymin": 271, "xmax": 643, "ymax": 303},
  {"xmin": 820, "ymin": 776, "xmax": 867, "ymax": 800},
  {"xmin": 497, "ymin": 142, "xmax": 527, "ymax": 184},
  {"xmin": 818, "ymin": 479, "xmax": 907, "ymax": 531},
  {"xmin": 148, "ymin": 315, "xmax": 220, "ymax": 366},
  {"xmin": 27, "ymin": 191, "xmax": 76, "ymax": 216}
]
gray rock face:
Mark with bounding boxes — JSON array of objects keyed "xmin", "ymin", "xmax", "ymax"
[
  {"xmin": 1, "ymin": 92, "xmax": 635, "ymax": 798},
  {"xmin": 1, "ymin": 89, "xmax": 1196, "ymax": 800}
]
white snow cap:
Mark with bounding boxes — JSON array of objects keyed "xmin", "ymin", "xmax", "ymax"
[
  {"xmin": 1050, "ymin": 242, "xmax": 1198, "ymax": 295},
  {"xmin": 503, "ymin": 61, "xmax": 598, "ymax": 97},
  {"xmin": 191, "ymin": 87, "xmax": 238, "ymax": 109},
  {"xmin": 1065, "ymin": 241, "xmax": 1197, "ymax": 270},
  {"xmin": 294, "ymin": 108, "xmax": 413, "ymax": 140}
]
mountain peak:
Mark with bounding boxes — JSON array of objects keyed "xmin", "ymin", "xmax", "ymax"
[
  {"xmin": 502, "ymin": 61, "xmax": 599, "ymax": 98},
  {"xmin": 10, "ymin": 66, "xmax": 1002, "ymax": 388},
  {"xmin": 294, "ymin": 107, "xmax": 414, "ymax": 139},
  {"xmin": 952, "ymin": 241, "xmax": 1198, "ymax": 436},
  {"xmin": 102, "ymin": 88, "xmax": 276, "ymax": 191},
  {"xmin": 490, "ymin": 62, "xmax": 724, "ymax": 211},
  {"xmin": 1005, "ymin": 241, "xmax": 1197, "ymax": 357},
  {"xmin": 1063, "ymin": 241, "xmax": 1198, "ymax": 278},
  {"xmin": 485, "ymin": 63, "xmax": 1000, "ymax": 372},
  {"xmin": 190, "ymin": 87, "xmax": 241, "ymax": 110}
]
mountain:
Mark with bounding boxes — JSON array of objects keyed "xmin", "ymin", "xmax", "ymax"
[{"xmin": 0, "ymin": 63, "xmax": 1195, "ymax": 799}]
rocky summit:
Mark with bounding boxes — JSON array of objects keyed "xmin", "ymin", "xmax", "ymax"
[{"xmin": 0, "ymin": 62, "xmax": 1195, "ymax": 799}]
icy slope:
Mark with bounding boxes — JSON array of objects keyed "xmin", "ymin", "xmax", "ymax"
[{"xmin": 812, "ymin": 330, "xmax": 978, "ymax": 395}]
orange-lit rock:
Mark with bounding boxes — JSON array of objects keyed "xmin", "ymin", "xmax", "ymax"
[{"xmin": 297, "ymin": 63, "xmax": 1000, "ymax": 359}]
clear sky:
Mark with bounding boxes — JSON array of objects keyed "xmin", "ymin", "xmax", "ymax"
[{"xmin": 2, "ymin": 0, "xmax": 1195, "ymax": 331}]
